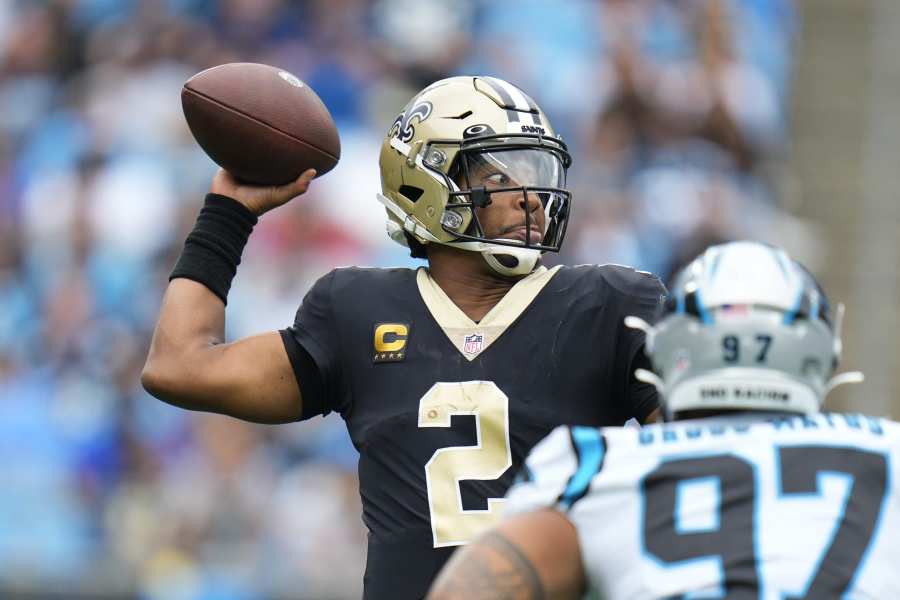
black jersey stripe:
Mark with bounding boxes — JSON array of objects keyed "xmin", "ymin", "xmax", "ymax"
[
  {"xmin": 520, "ymin": 90, "xmax": 543, "ymax": 125},
  {"xmin": 488, "ymin": 76, "xmax": 542, "ymax": 126},
  {"xmin": 482, "ymin": 77, "xmax": 521, "ymax": 123}
]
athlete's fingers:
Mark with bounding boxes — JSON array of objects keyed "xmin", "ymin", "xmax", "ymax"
[
  {"xmin": 291, "ymin": 169, "xmax": 317, "ymax": 195},
  {"xmin": 265, "ymin": 168, "xmax": 317, "ymax": 207}
]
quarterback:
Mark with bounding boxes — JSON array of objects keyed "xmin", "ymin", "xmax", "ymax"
[
  {"xmin": 142, "ymin": 76, "xmax": 665, "ymax": 598},
  {"xmin": 429, "ymin": 241, "xmax": 897, "ymax": 600}
]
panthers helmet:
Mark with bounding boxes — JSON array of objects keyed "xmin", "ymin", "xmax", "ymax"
[
  {"xmin": 626, "ymin": 242, "xmax": 863, "ymax": 418},
  {"xmin": 377, "ymin": 76, "xmax": 572, "ymax": 277}
]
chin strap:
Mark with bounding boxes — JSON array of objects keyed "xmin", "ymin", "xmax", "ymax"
[
  {"xmin": 480, "ymin": 244, "xmax": 541, "ymax": 277},
  {"xmin": 822, "ymin": 302, "xmax": 865, "ymax": 396},
  {"xmin": 832, "ymin": 302, "xmax": 850, "ymax": 360},
  {"xmin": 624, "ymin": 316, "xmax": 657, "ymax": 352},
  {"xmin": 377, "ymin": 193, "xmax": 443, "ymax": 244},
  {"xmin": 634, "ymin": 368, "xmax": 664, "ymax": 391},
  {"xmin": 825, "ymin": 371, "xmax": 865, "ymax": 395},
  {"xmin": 376, "ymin": 192, "xmax": 541, "ymax": 276}
]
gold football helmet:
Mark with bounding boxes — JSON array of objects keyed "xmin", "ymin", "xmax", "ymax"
[{"xmin": 377, "ymin": 76, "xmax": 572, "ymax": 276}]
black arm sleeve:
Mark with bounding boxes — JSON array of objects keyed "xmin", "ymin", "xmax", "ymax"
[
  {"xmin": 279, "ymin": 330, "xmax": 325, "ymax": 420},
  {"xmin": 279, "ymin": 270, "xmax": 343, "ymax": 419},
  {"xmin": 614, "ymin": 270, "xmax": 667, "ymax": 423},
  {"xmin": 626, "ymin": 345, "xmax": 659, "ymax": 423}
]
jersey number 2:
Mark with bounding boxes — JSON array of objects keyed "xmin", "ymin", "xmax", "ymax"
[{"xmin": 418, "ymin": 381, "xmax": 512, "ymax": 547}]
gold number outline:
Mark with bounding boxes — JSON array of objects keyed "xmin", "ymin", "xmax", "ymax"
[{"xmin": 418, "ymin": 380, "xmax": 512, "ymax": 547}]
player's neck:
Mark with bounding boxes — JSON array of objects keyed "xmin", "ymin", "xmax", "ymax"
[{"xmin": 426, "ymin": 247, "xmax": 522, "ymax": 322}]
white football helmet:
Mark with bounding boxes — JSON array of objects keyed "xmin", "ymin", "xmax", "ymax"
[
  {"xmin": 627, "ymin": 241, "xmax": 863, "ymax": 418},
  {"xmin": 377, "ymin": 76, "xmax": 572, "ymax": 277}
]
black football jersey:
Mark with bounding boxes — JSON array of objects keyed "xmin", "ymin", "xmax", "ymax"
[{"xmin": 281, "ymin": 264, "xmax": 665, "ymax": 599}]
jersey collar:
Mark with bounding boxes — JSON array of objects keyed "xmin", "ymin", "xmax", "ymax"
[{"xmin": 416, "ymin": 265, "xmax": 561, "ymax": 361}]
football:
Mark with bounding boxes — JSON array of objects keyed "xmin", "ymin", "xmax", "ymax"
[{"xmin": 181, "ymin": 62, "xmax": 341, "ymax": 185}]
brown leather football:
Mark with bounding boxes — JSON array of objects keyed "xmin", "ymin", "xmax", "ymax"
[{"xmin": 182, "ymin": 63, "xmax": 340, "ymax": 185}]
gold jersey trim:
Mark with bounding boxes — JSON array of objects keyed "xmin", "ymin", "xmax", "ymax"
[{"xmin": 416, "ymin": 265, "xmax": 561, "ymax": 361}]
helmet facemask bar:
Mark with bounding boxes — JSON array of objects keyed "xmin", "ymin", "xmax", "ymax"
[{"xmin": 421, "ymin": 134, "xmax": 572, "ymax": 253}]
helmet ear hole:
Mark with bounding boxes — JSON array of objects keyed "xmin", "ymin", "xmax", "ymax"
[{"xmin": 399, "ymin": 185, "xmax": 424, "ymax": 203}]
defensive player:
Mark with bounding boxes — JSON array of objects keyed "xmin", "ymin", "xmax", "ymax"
[
  {"xmin": 428, "ymin": 241, "xmax": 897, "ymax": 600},
  {"xmin": 142, "ymin": 76, "xmax": 665, "ymax": 599}
]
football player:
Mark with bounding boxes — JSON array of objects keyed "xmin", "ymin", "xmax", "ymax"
[
  {"xmin": 428, "ymin": 241, "xmax": 898, "ymax": 600},
  {"xmin": 142, "ymin": 76, "xmax": 665, "ymax": 599}
]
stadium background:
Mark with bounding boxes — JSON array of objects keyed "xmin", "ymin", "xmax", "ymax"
[{"xmin": 0, "ymin": 0, "xmax": 896, "ymax": 598}]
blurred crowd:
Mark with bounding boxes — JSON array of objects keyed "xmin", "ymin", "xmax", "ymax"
[{"xmin": 0, "ymin": 0, "xmax": 801, "ymax": 598}]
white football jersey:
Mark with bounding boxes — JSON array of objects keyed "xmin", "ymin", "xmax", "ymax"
[{"xmin": 505, "ymin": 413, "xmax": 900, "ymax": 599}]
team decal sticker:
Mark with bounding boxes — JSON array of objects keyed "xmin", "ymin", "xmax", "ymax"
[{"xmin": 389, "ymin": 100, "xmax": 433, "ymax": 142}]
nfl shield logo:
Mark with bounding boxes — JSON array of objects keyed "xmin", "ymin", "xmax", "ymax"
[{"xmin": 463, "ymin": 333, "xmax": 484, "ymax": 354}]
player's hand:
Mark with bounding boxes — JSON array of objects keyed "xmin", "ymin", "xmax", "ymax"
[{"xmin": 210, "ymin": 168, "xmax": 316, "ymax": 216}]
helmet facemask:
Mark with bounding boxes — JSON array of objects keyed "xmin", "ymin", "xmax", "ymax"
[{"xmin": 436, "ymin": 134, "xmax": 572, "ymax": 254}]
